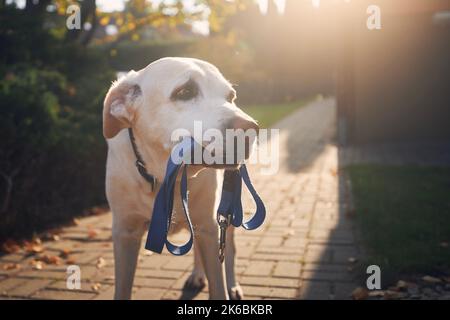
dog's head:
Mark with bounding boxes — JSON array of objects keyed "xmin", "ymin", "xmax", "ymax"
[{"xmin": 103, "ymin": 57, "xmax": 258, "ymax": 168}]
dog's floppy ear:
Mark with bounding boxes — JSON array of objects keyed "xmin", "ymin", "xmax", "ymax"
[{"xmin": 103, "ymin": 74, "xmax": 143, "ymax": 139}]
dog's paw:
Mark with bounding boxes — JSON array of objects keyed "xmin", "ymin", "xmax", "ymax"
[
  {"xmin": 228, "ymin": 284, "xmax": 244, "ymax": 300},
  {"xmin": 184, "ymin": 271, "xmax": 206, "ymax": 291}
]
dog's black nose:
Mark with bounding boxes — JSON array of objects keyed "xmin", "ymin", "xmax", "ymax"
[{"xmin": 228, "ymin": 116, "xmax": 259, "ymax": 162}]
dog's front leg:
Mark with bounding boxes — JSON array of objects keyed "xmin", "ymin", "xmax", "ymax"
[
  {"xmin": 225, "ymin": 226, "xmax": 244, "ymax": 300},
  {"xmin": 184, "ymin": 240, "xmax": 206, "ymax": 290},
  {"xmin": 195, "ymin": 224, "xmax": 229, "ymax": 300},
  {"xmin": 112, "ymin": 215, "xmax": 145, "ymax": 300}
]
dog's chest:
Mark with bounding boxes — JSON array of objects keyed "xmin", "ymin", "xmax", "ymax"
[{"xmin": 133, "ymin": 181, "xmax": 190, "ymax": 232}]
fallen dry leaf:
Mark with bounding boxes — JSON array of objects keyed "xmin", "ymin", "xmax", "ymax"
[
  {"xmin": 92, "ymin": 207, "xmax": 103, "ymax": 215},
  {"xmin": 3, "ymin": 263, "xmax": 21, "ymax": 271},
  {"xmin": 384, "ymin": 290, "xmax": 407, "ymax": 300},
  {"xmin": 43, "ymin": 233, "xmax": 60, "ymax": 241},
  {"xmin": 30, "ymin": 260, "xmax": 43, "ymax": 270},
  {"xmin": 66, "ymin": 257, "xmax": 76, "ymax": 265},
  {"xmin": 351, "ymin": 287, "xmax": 369, "ymax": 300},
  {"xmin": 24, "ymin": 243, "xmax": 44, "ymax": 254},
  {"xmin": 1, "ymin": 239, "xmax": 21, "ymax": 254},
  {"xmin": 60, "ymin": 248, "xmax": 71, "ymax": 258},
  {"xmin": 330, "ymin": 168, "xmax": 338, "ymax": 177},
  {"xmin": 96, "ymin": 257, "xmax": 106, "ymax": 269},
  {"xmin": 87, "ymin": 229, "xmax": 99, "ymax": 239},
  {"xmin": 387, "ymin": 285, "xmax": 400, "ymax": 292},
  {"xmin": 43, "ymin": 228, "xmax": 63, "ymax": 240},
  {"xmin": 348, "ymin": 257, "xmax": 358, "ymax": 264},
  {"xmin": 39, "ymin": 254, "xmax": 61, "ymax": 265},
  {"xmin": 422, "ymin": 275, "xmax": 442, "ymax": 283},
  {"xmin": 368, "ymin": 290, "xmax": 385, "ymax": 298},
  {"xmin": 91, "ymin": 283, "xmax": 102, "ymax": 292},
  {"xmin": 395, "ymin": 280, "xmax": 412, "ymax": 290}
]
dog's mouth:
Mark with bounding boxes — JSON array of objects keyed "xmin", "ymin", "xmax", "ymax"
[
  {"xmin": 179, "ymin": 138, "xmax": 252, "ymax": 169},
  {"xmin": 195, "ymin": 146, "xmax": 245, "ymax": 169}
]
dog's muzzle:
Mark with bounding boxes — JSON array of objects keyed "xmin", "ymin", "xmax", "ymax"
[{"xmin": 201, "ymin": 116, "xmax": 260, "ymax": 169}]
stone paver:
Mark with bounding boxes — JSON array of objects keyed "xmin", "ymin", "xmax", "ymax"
[{"xmin": 0, "ymin": 97, "xmax": 360, "ymax": 300}]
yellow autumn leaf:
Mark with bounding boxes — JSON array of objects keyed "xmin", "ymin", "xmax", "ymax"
[
  {"xmin": 131, "ymin": 33, "xmax": 140, "ymax": 41},
  {"xmin": 99, "ymin": 16, "xmax": 110, "ymax": 26},
  {"xmin": 351, "ymin": 287, "xmax": 369, "ymax": 300},
  {"xmin": 96, "ymin": 257, "xmax": 106, "ymax": 269}
]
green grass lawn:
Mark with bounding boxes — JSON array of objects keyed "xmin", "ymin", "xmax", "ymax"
[
  {"xmin": 241, "ymin": 98, "xmax": 312, "ymax": 128},
  {"xmin": 348, "ymin": 165, "xmax": 450, "ymax": 282}
]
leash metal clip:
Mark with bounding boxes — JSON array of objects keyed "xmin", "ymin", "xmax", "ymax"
[{"xmin": 218, "ymin": 214, "xmax": 231, "ymax": 263}]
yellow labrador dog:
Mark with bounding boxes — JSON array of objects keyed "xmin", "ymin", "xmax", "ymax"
[{"xmin": 103, "ymin": 57, "xmax": 258, "ymax": 300}]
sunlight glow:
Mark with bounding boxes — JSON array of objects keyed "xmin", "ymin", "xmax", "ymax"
[
  {"xmin": 97, "ymin": 0, "xmax": 125, "ymax": 12},
  {"xmin": 274, "ymin": 0, "xmax": 286, "ymax": 14},
  {"xmin": 258, "ymin": 0, "xmax": 286, "ymax": 15},
  {"xmin": 192, "ymin": 20, "xmax": 210, "ymax": 36},
  {"xmin": 69, "ymin": 0, "xmax": 288, "ymax": 35},
  {"xmin": 97, "ymin": 0, "xmax": 286, "ymax": 15},
  {"xmin": 257, "ymin": 0, "xmax": 268, "ymax": 14},
  {"xmin": 312, "ymin": 0, "xmax": 320, "ymax": 9},
  {"xmin": 6, "ymin": 0, "xmax": 25, "ymax": 9}
]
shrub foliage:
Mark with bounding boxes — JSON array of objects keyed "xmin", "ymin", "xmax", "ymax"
[{"xmin": 0, "ymin": 7, "xmax": 115, "ymax": 239}]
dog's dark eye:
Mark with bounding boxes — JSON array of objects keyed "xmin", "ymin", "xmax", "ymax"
[
  {"xmin": 172, "ymin": 80, "xmax": 198, "ymax": 101},
  {"xmin": 227, "ymin": 91, "xmax": 236, "ymax": 103}
]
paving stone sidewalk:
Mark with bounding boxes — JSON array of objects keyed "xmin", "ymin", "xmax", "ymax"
[{"xmin": 0, "ymin": 98, "xmax": 361, "ymax": 300}]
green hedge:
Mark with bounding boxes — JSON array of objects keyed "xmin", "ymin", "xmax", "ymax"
[
  {"xmin": 0, "ymin": 8, "xmax": 115, "ymax": 240},
  {"xmin": 107, "ymin": 40, "xmax": 194, "ymax": 71}
]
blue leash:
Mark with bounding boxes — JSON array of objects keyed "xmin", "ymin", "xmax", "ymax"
[
  {"xmin": 143, "ymin": 137, "xmax": 266, "ymax": 258},
  {"xmin": 145, "ymin": 137, "xmax": 195, "ymax": 256},
  {"xmin": 216, "ymin": 167, "xmax": 266, "ymax": 230}
]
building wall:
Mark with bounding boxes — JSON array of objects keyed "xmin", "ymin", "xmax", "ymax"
[{"xmin": 351, "ymin": 7, "xmax": 450, "ymax": 143}]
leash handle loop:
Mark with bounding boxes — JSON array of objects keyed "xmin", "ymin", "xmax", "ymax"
[
  {"xmin": 145, "ymin": 138, "xmax": 194, "ymax": 255},
  {"xmin": 217, "ymin": 165, "xmax": 266, "ymax": 230},
  {"xmin": 239, "ymin": 165, "xmax": 266, "ymax": 230},
  {"xmin": 165, "ymin": 165, "xmax": 194, "ymax": 255}
]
